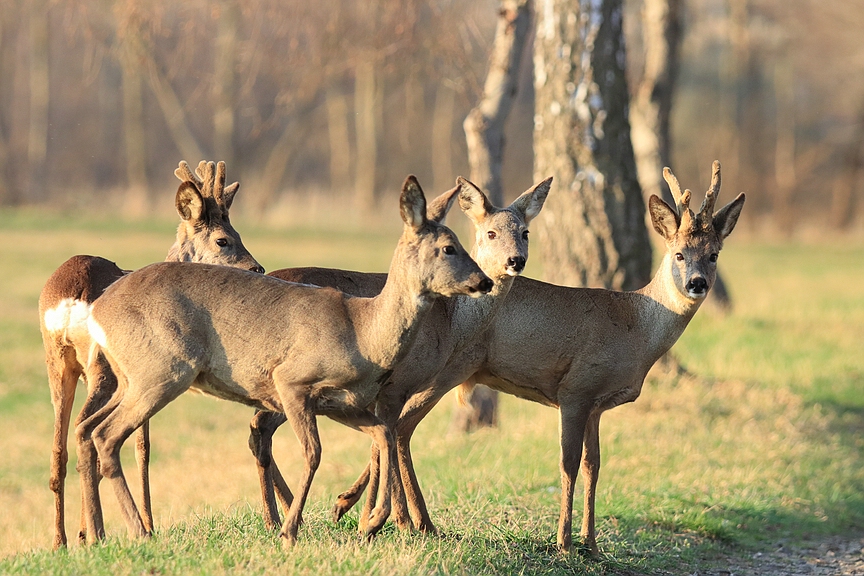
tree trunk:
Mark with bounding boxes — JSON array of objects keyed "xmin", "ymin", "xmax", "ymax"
[
  {"xmin": 27, "ymin": 0, "xmax": 49, "ymax": 202},
  {"xmin": 534, "ymin": 0, "xmax": 652, "ymax": 291},
  {"xmin": 432, "ymin": 83, "xmax": 455, "ymax": 194},
  {"xmin": 146, "ymin": 55, "xmax": 205, "ymax": 164},
  {"xmin": 213, "ymin": 0, "xmax": 238, "ymax": 167},
  {"xmin": 773, "ymin": 54, "xmax": 796, "ymax": 233},
  {"xmin": 119, "ymin": 31, "xmax": 149, "ymax": 215},
  {"xmin": 354, "ymin": 58, "xmax": 378, "ymax": 210},
  {"xmin": 463, "ymin": 0, "xmax": 532, "ymax": 206},
  {"xmin": 453, "ymin": 0, "xmax": 532, "ymax": 434},
  {"xmin": 326, "ymin": 82, "xmax": 352, "ymax": 194},
  {"xmin": 830, "ymin": 102, "xmax": 864, "ymax": 230}
]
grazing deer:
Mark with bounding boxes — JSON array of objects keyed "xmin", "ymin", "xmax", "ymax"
[
  {"xmin": 250, "ymin": 176, "xmax": 551, "ymax": 531},
  {"xmin": 76, "ymin": 176, "xmax": 492, "ymax": 547},
  {"xmin": 39, "ymin": 161, "xmax": 262, "ymax": 549},
  {"xmin": 332, "ymin": 162, "xmax": 745, "ymax": 553}
]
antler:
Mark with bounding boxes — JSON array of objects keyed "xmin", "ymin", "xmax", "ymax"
[
  {"xmin": 696, "ymin": 160, "xmax": 721, "ymax": 231},
  {"xmin": 175, "ymin": 160, "xmax": 240, "ymax": 211},
  {"xmin": 662, "ymin": 166, "xmax": 693, "ymax": 230}
]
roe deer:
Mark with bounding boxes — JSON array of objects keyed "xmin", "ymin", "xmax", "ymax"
[
  {"xmin": 333, "ymin": 161, "xmax": 745, "ymax": 553},
  {"xmin": 250, "ymin": 176, "xmax": 551, "ymax": 531},
  {"xmin": 76, "ymin": 176, "xmax": 492, "ymax": 547},
  {"xmin": 39, "ymin": 161, "xmax": 262, "ymax": 549}
]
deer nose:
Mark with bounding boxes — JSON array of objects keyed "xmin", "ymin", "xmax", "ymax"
[
  {"xmin": 686, "ymin": 277, "xmax": 708, "ymax": 294},
  {"xmin": 250, "ymin": 265, "xmax": 266, "ymax": 274},
  {"xmin": 477, "ymin": 278, "xmax": 494, "ymax": 294},
  {"xmin": 506, "ymin": 256, "xmax": 526, "ymax": 272}
]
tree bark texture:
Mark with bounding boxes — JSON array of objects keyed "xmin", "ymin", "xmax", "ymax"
[
  {"xmin": 534, "ymin": 0, "xmax": 652, "ymax": 290},
  {"xmin": 463, "ymin": 0, "xmax": 532, "ymax": 206},
  {"xmin": 629, "ymin": 0, "xmax": 680, "ymax": 209}
]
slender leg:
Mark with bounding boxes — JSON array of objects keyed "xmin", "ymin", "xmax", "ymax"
[
  {"xmin": 134, "ymin": 420, "xmax": 153, "ymax": 533},
  {"xmin": 358, "ymin": 442, "xmax": 381, "ymax": 534},
  {"xmin": 278, "ymin": 405, "xmax": 321, "ymax": 547},
  {"xmin": 47, "ymin": 346, "xmax": 81, "ymax": 549},
  {"xmin": 249, "ymin": 409, "xmax": 292, "ymax": 530},
  {"xmin": 580, "ymin": 412, "xmax": 602, "ymax": 555},
  {"xmin": 331, "ymin": 463, "xmax": 370, "ymax": 523},
  {"xmin": 557, "ymin": 403, "xmax": 590, "ymax": 552}
]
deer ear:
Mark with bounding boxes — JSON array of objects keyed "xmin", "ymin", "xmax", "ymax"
[
  {"xmin": 176, "ymin": 181, "xmax": 205, "ymax": 222},
  {"xmin": 400, "ymin": 175, "xmax": 427, "ymax": 231},
  {"xmin": 458, "ymin": 177, "xmax": 494, "ymax": 226},
  {"xmin": 509, "ymin": 176, "xmax": 552, "ymax": 224},
  {"xmin": 426, "ymin": 184, "xmax": 460, "ymax": 223},
  {"xmin": 648, "ymin": 195, "xmax": 680, "ymax": 240},
  {"xmin": 222, "ymin": 182, "xmax": 239, "ymax": 210},
  {"xmin": 713, "ymin": 192, "xmax": 746, "ymax": 239}
]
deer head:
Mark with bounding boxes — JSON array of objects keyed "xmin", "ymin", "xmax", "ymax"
[
  {"xmin": 458, "ymin": 177, "xmax": 552, "ymax": 281},
  {"xmin": 170, "ymin": 160, "xmax": 264, "ymax": 273},
  {"xmin": 397, "ymin": 175, "xmax": 493, "ymax": 299},
  {"xmin": 648, "ymin": 161, "xmax": 745, "ymax": 302}
]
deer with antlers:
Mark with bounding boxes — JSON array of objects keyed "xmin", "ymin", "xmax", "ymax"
[
  {"xmin": 39, "ymin": 160, "xmax": 262, "ymax": 549},
  {"xmin": 310, "ymin": 162, "xmax": 744, "ymax": 554},
  {"xmin": 75, "ymin": 176, "xmax": 492, "ymax": 547}
]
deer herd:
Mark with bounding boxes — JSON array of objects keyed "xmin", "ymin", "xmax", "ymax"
[{"xmin": 39, "ymin": 159, "xmax": 744, "ymax": 554}]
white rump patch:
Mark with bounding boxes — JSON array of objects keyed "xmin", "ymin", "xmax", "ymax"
[
  {"xmin": 87, "ymin": 315, "xmax": 108, "ymax": 349},
  {"xmin": 43, "ymin": 298, "xmax": 92, "ymax": 336}
]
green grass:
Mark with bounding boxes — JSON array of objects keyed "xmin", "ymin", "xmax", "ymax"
[{"xmin": 1, "ymin": 207, "xmax": 862, "ymax": 574}]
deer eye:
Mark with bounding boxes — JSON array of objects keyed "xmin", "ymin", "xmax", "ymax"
[
  {"xmin": 487, "ymin": 231, "xmax": 497, "ymax": 240},
  {"xmin": 215, "ymin": 238, "xmax": 229, "ymax": 248},
  {"xmin": 675, "ymin": 253, "xmax": 684, "ymax": 262},
  {"xmin": 709, "ymin": 253, "xmax": 718, "ymax": 263},
  {"xmin": 522, "ymin": 230, "xmax": 529, "ymax": 240},
  {"xmin": 442, "ymin": 246, "xmax": 456, "ymax": 255}
]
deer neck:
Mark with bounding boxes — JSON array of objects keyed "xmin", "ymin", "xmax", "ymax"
[
  {"xmin": 449, "ymin": 267, "xmax": 515, "ymax": 347},
  {"xmin": 357, "ymin": 238, "xmax": 435, "ymax": 369},
  {"xmin": 634, "ymin": 253, "xmax": 704, "ymax": 357}
]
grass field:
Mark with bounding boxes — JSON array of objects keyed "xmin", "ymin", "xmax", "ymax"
[{"xmin": 0, "ymin": 206, "xmax": 862, "ymax": 574}]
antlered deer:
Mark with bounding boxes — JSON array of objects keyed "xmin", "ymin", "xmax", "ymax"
[
  {"xmin": 76, "ymin": 176, "xmax": 492, "ymax": 547},
  {"xmin": 39, "ymin": 161, "xmax": 262, "ymax": 548},
  {"xmin": 330, "ymin": 162, "xmax": 745, "ymax": 554}
]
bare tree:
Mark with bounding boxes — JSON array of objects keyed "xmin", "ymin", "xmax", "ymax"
[{"xmin": 534, "ymin": 0, "xmax": 652, "ymax": 291}]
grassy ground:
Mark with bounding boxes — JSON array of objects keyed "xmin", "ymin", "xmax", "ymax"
[{"xmin": 0, "ymin": 206, "xmax": 862, "ymax": 574}]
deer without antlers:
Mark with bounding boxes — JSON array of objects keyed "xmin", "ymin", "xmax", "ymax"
[
  {"xmin": 249, "ymin": 176, "xmax": 551, "ymax": 532},
  {"xmin": 39, "ymin": 160, "xmax": 262, "ymax": 549},
  {"xmin": 325, "ymin": 161, "xmax": 745, "ymax": 553},
  {"xmin": 76, "ymin": 176, "xmax": 492, "ymax": 547}
]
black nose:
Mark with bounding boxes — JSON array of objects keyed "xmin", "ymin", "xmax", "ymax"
[
  {"xmin": 506, "ymin": 256, "xmax": 526, "ymax": 272},
  {"xmin": 250, "ymin": 265, "xmax": 266, "ymax": 274},
  {"xmin": 686, "ymin": 277, "xmax": 708, "ymax": 294},
  {"xmin": 477, "ymin": 278, "xmax": 494, "ymax": 293}
]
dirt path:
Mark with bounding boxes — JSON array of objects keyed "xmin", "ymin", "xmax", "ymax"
[{"xmin": 707, "ymin": 536, "xmax": 864, "ymax": 575}]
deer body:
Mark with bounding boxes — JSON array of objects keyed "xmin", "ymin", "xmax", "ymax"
[
  {"xmin": 40, "ymin": 161, "xmax": 261, "ymax": 549},
  {"xmin": 251, "ymin": 177, "xmax": 551, "ymax": 531},
  {"xmin": 76, "ymin": 177, "xmax": 492, "ymax": 546},
  {"xmin": 327, "ymin": 162, "xmax": 745, "ymax": 553}
]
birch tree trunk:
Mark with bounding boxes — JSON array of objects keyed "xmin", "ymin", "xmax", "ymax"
[
  {"xmin": 534, "ymin": 0, "xmax": 652, "ymax": 291},
  {"xmin": 463, "ymin": 0, "xmax": 532, "ymax": 206},
  {"xmin": 452, "ymin": 0, "xmax": 532, "ymax": 434}
]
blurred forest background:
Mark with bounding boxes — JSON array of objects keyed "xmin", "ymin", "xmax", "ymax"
[{"xmin": 0, "ymin": 0, "xmax": 862, "ymax": 233}]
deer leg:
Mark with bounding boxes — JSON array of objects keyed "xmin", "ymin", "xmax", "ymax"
[
  {"xmin": 278, "ymin": 404, "xmax": 321, "ymax": 548},
  {"xmin": 331, "ymin": 462, "xmax": 370, "ymax": 523},
  {"xmin": 358, "ymin": 442, "xmax": 381, "ymax": 534},
  {"xmin": 134, "ymin": 420, "xmax": 153, "ymax": 533},
  {"xmin": 47, "ymin": 346, "xmax": 81, "ymax": 549},
  {"xmin": 557, "ymin": 403, "xmax": 590, "ymax": 553},
  {"xmin": 579, "ymin": 412, "xmax": 602, "ymax": 556},
  {"xmin": 73, "ymin": 354, "xmax": 118, "ymax": 544},
  {"xmin": 249, "ymin": 409, "xmax": 291, "ymax": 530}
]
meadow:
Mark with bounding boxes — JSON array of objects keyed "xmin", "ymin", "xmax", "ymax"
[{"xmin": 0, "ymin": 205, "xmax": 862, "ymax": 575}]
